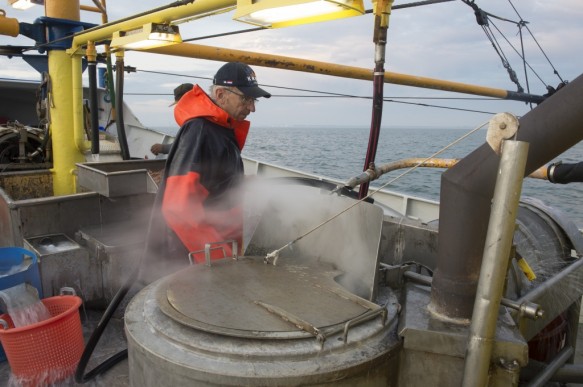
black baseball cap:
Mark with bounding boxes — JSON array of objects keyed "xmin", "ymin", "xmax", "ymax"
[
  {"xmin": 213, "ymin": 62, "xmax": 271, "ymax": 99},
  {"xmin": 169, "ymin": 83, "xmax": 194, "ymax": 107}
]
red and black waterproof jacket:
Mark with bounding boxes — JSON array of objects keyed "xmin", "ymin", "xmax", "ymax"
[{"xmin": 147, "ymin": 85, "xmax": 249, "ymax": 268}]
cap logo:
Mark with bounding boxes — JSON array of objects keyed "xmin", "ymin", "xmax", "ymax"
[{"xmin": 246, "ymin": 71, "xmax": 258, "ymax": 86}]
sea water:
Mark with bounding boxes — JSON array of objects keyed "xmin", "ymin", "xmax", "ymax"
[
  {"xmin": 244, "ymin": 126, "xmax": 583, "ymax": 229},
  {"xmin": 157, "ymin": 125, "xmax": 583, "ymax": 228}
]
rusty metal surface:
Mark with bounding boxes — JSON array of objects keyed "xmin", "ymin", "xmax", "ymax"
[{"xmin": 0, "ymin": 170, "xmax": 52, "ymax": 200}]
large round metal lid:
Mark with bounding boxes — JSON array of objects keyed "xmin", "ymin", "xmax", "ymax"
[{"xmin": 155, "ymin": 256, "xmax": 385, "ymax": 340}]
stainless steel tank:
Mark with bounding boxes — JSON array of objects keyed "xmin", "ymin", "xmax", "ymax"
[{"xmin": 125, "ymin": 256, "xmax": 400, "ymax": 386}]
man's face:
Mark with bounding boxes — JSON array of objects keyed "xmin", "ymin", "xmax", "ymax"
[{"xmin": 217, "ymin": 87, "xmax": 256, "ymax": 121}]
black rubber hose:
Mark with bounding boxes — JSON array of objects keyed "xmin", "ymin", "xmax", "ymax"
[
  {"xmin": 548, "ymin": 161, "xmax": 583, "ymax": 184},
  {"xmin": 88, "ymin": 59, "xmax": 100, "ymax": 155},
  {"xmin": 74, "ymin": 252, "xmax": 140, "ymax": 383},
  {"xmin": 115, "ymin": 56, "xmax": 130, "ymax": 160}
]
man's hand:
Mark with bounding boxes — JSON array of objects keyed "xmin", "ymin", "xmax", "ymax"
[{"xmin": 151, "ymin": 143, "xmax": 163, "ymax": 155}]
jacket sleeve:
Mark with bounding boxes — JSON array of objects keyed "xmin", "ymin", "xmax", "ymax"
[
  {"xmin": 161, "ymin": 143, "xmax": 172, "ymax": 154},
  {"xmin": 162, "ymin": 172, "xmax": 226, "ymax": 255}
]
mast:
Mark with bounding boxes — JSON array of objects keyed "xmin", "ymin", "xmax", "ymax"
[{"xmin": 45, "ymin": 0, "xmax": 86, "ymax": 195}]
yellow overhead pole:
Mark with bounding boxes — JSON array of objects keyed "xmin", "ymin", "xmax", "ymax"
[
  {"xmin": 148, "ymin": 43, "xmax": 542, "ymax": 103},
  {"xmin": 46, "ymin": 0, "xmax": 86, "ymax": 196}
]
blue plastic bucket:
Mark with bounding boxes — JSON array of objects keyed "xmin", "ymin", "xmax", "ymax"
[{"xmin": 0, "ymin": 247, "xmax": 43, "ymax": 362}]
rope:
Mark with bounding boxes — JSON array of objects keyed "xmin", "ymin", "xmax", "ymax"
[{"xmin": 264, "ymin": 120, "xmax": 489, "ymax": 264}]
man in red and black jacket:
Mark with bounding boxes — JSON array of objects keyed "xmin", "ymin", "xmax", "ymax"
[{"xmin": 146, "ymin": 62, "xmax": 270, "ymax": 275}]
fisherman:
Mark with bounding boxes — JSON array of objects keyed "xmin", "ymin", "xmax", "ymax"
[
  {"xmin": 146, "ymin": 62, "xmax": 270, "ymax": 272},
  {"xmin": 150, "ymin": 82, "xmax": 193, "ymax": 156}
]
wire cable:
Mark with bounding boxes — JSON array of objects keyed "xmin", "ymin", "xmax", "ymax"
[
  {"xmin": 504, "ymin": 0, "xmax": 564, "ymax": 84},
  {"xmin": 131, "ymin": 69, "xmax": 504, "ymax": 115},
  {"xmin": 488, "ymin": 18, "xmax": 546, "ymax": 88}
]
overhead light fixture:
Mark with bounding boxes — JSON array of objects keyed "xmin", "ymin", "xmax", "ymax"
[
  {"xmin": 234, "ymin": 0, "xmax": 365, "ymax": 28},
  {"xmin": 9, "ymin": 0, "xmax": 43, "ymax": 10},
  {"xmin": 110, "ymin": 23, "xmax": 182, "ymax": 50}
]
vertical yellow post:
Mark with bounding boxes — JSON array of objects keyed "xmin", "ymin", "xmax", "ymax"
[{"xmin": 46, "ymin": 0, "xmax": 85, "ymax": 195}]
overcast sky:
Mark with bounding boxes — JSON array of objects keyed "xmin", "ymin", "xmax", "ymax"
[{"xmin": 0, "ymin": 0, "xmax": 581, "ymax": 129}]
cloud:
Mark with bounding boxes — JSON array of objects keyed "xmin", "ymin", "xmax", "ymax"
[{"xmin": 0, "ymin": 0, "xmax": 581, "ymax": 128}]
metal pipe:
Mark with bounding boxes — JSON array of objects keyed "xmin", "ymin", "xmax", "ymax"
[
  {"xmin": 345, "ymin": 158, "xmax": 459, "ymax": 188},
  {"xmin": 403, "ymin": 270, "xmax": 432, "ymax": 285},
  {"xmin": 403, "ymin": 270, "xmax": 542, "ymax": 320},
  {"xmin": 80, "ymin": 5, "xmax": 104, "ymax": 14},
  {"xmin": 0, "ymin": 10, "xmax": 20, "ymax": 37},
  {"xmin": 517, "ymin": 256, "xmax": 583, "ymax": 306},
  {"xmin": 525, "ymin": 346, "xmax": 574, "ymax": 387},
  {"xmin": 521, "ymin": 360, "xmax": 583, "ymax": 384},
  {"xmin": 429, "ymin": 73, "xmax": 583, "ymax": 321},
  {"xmin": 461, "ymin": 140, "xmax": 529, "ymax": 387},
  {"xmin": 516, "ymin": 256, "xmax": 583, "ymax": 342},
  {"xmin": 72, "ymin": 54, "xmax": 91, "ymax": 153},
  {"xmin": 343, "ymin": 158, "xmax": 549, "ymax": 189},
  {"xmin": 149, "ymin": 43, "xmax": 544, "ymax": 103}
]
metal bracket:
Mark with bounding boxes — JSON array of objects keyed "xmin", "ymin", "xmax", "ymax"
[
  {"xmin": 189, "ymin": 239, "xmax": 238, "ymax": 266},
  {"xmin": 59, "ymin": 287, "xmax": 77, "ymax": 296},
  {"xmin": 343, "ymin": 307, "xmax": 387, "ymax": 344},
  {"xmin": 314, "ymin": 282, "xmax": 387, "ymax": 344},
  {"xmin": 254, "ymin": 300, "xmax": 326, "ymax": 345}
]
